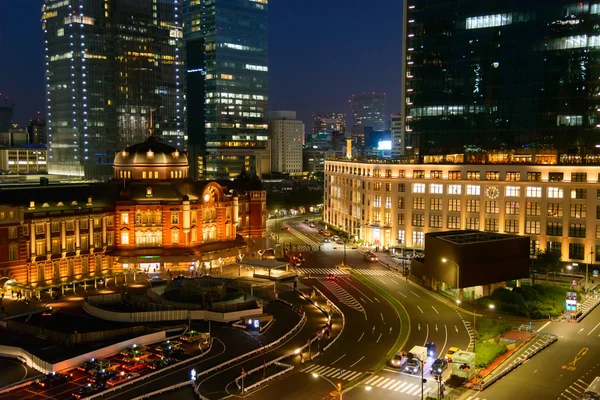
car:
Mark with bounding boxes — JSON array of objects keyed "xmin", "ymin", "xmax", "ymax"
[
  {"xmin": 37, "ymin": 372, "xmax": 70, "ymax": 388},
  {"xmin": 148, "ymin": 276, "xmax": 167, "ymax": 285},
  {"xmin": 88, "ymin": 369, "xmax": 116, "ymax": 384},
  {"xmin": 335, "ymin": 239, "xmax": 344, "ymax": 244},
  {"xmin": 309, "ymin": 223, "xmax": 316, "ymax": 228},
  {"xmin": 163, "ymin": 346, "xmax": 185, "ymax": 357},
  {"xmin": 426, "ymin": 341, "xmax": 437, "ymax": 358},
  {"xmin": 445, "ymin": 347, "xmax": 460, "ymax": 362},
  {"xmin": 122, "ymin": 360, "xmax": 148, "ymax": 372},
  {"xmin": 78, "ymin": 359, "xmax": 110, "ymax": 372},
  {"xmin": 148, "ymin": 357, "xmax": 179, "ymax": 371},
  {"xmin": 364, "ymin": 251, "xmax": 378, "ymax": 262},
  {"xmin": 154, "ymin": 340, "xmax": 182, "ymax": 353},
  {"xmin": 323, "ymin": 238, "xmax": 330, "ymax": 243},
  {"xmin": 72, "ymin": 383, "xmax": 105, "ymax": 399},
  {"xmin": 326, "ymin": 273, "xmax": 336, "ymax": 281},
  {"xmin": 304, "ymin": 219, "xmax": 309, "ymax": 224},
  {"xmin": 431, "ymin": 358, "xmax": 448, "ymax": 375},
  {"xmin": 88, "ymin": 362, "xmax": 120, "ymax": 375},
  {"xmin": 388, "ymin": 352, "xmax": 406, "ymax": 368},
  {"xmin": 42, "ymin": 307, "xmax": 59, "ymax": 316},
  {"xmin": 180, "ymin": 330, "xmax": 209, "ymax": 343},
  {"xmin": 404, "ymin": 358, "xmax": 422, "ymax": 375},
  {"xmin": 333, "ymin": 235, "xmax": 339, "ymax": 240},
  {"xmin": 106, "ymin": 371, "xmax": 140, "ymax": 387},
  {"xmin": 120, "ymin": 345, "xmax": 148, "ymax": 358}
]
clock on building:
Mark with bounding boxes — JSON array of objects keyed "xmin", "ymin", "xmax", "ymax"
[{"xmin": 486, "ymin": 186, "xmax": 499, "ymax": 199}]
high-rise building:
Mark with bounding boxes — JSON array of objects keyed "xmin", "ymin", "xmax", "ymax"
[
  {"xmin": 391, "ymin": 114, "xmax": 403, "ymax": 158},
  {"xmin": 28, "ymin": 119, "xmax": 46, "ymax": 145},
  {"xmin": 184, "ymin": 0, "xmax": 269, "ymax": 179},
  {"xmin": 402, "ymin": 0, "xmax": 600, "ymax": 158},
  {"xmin": 268, "ymin": 111, "xmax": 303, "ymax": 173},
  {"xmin": 42, "ymin": 0, "xmax": 183, "ymax": 179},
  {"xmin": 312, "ymin": 113, "xmax": 346, "ymax": 135},
  {"xmin": 351, "ymin": 93, "xmax": 385, "ymax": 130},
  {"xmin": 0, "ymin": 102, "xmax": 14, "ymax": 134}
]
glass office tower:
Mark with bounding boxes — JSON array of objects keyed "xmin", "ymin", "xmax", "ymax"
[
  {"xmin": 184, "ymin": 0, "xmax": 269, "ymax": 179},
  {"xmin": 351, "ymin": 93, "xmax": 386, "ymax": 130},
  {"xmin": 42, "ymin": 0, "xmax": 183, "ymax": 178},
  {"xmin": 403, "ymin": 0, "xmax": 600, "ymax": 159}
]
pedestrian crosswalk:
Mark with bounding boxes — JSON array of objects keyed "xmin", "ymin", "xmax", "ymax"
[
  {"xmin": 560, "ymin": 376, "xmax": 596, "ymax": 400},
  {"xmin": 465, "ymin": 396, "xmax": 489, "ymax": 400},
  {"xmin": 296, "ymin": 268, "xmax": 349, "ymax": 276},
  {"xmin": 301, "ymin": 364, "xmax": 363, "ymax": 381},
  {"xmin": 322, "ymin": 280, "xmax": 365, "ymax": 314},
  {"xmin": 463, "ymin": 321, "xmax": 475, "ymax": 351},
  {"xmin": 354, "ymin": 269, "xmax": 399, "ymax": 277},
  {"xmin": 362, "ymin": 374, "xmax": 432, "ymax": 396}
]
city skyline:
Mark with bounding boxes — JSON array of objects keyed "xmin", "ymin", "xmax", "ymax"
[{"xmin": 2, "ymin": 0, "xmax": 402, "ymax": 134}]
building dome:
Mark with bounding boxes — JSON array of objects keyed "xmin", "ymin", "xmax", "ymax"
[{"xmin": 113, "ymin": 136, "xmax": 189, "ymax": 180}]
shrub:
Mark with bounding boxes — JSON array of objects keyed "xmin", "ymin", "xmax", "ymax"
[
  {"xmin": 475, "ymin": 342, "xmax": 507, "ymax": 368},
  {"xmin": 514, "ymin": 286, "xmax": 538, "ymax": 302},
  {"xmin": 476, "ymin": 317, "xmax": 511, "ymax": 341}
]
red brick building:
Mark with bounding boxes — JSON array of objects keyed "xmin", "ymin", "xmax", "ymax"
[{"xmin": 0, "ymin": 136, "xmax": 267, "ymax": 297}]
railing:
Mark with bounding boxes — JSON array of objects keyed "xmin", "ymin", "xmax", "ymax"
[
  {"xmin": 577, "ymin": 295, "xmax": 600, "ymax": 322},
  {"xmin": 85, "ymin": 338, "xmax": 214, "ymax": 400}
]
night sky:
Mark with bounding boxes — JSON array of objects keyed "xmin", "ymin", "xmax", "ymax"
[{"xmin": 1, "ymin": 0, "xmax": 402, "ymax": 130}]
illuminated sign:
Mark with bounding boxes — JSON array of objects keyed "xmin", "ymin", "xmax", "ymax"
[{"xmin": 377, "ymin": 140, "xmax": 392, "ymax": 150}]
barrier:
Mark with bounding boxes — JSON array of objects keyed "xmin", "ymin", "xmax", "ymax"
[
  {"xmin": 85, "ymin": 338, "xmax": 215, "ymax": 400},
  {"xmin": 0, "ymin": 345, "xmax": 54, "ymax": 373},
  {"xmin": 83, "ymin": 299, "xmax": 262, "ymax": 323},
  {"xmin": 130, "ymin": 380, "xmax": 193, "ymax": 400},
  {"xmin": 244, "ymin": 362, "xmax": 294, "ymax": 392},
  {"xmin": 577, "ymin": 296, "xmax": 600, "ymax": 322}
]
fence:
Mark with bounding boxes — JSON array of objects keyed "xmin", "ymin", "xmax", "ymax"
[
  {"xmin": 86, "ymin": 338, "xmax": 215, "ymax": 400},
  {"xmin": 577, "ymin": 295, "xmax": 600, "ymax": 323}
]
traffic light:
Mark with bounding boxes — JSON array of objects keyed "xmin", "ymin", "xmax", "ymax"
[{"xmin": 337, "ymin": 383, "xmax": 342, "ymax": 392}]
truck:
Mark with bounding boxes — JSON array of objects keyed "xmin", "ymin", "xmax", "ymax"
[{"xmin": 403, "ymin": 346, "xmax": 428, "ymax": 374}]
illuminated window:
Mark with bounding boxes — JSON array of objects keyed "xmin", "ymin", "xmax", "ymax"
[
  {"xmin": 121, "ymin": 213, "xmax": 129, "ymax": 224},
  {"xmin": 466, "ymin": 13, "xmax": 512, "ymax": 30},
  {"xmin": 504, "ymin": 219, "xmax": 519, "ymax": 233},
  {"xmin": 525, "ymin": 221, "xmax": 541, "ymax": 235},
  {"xmin": 505, "ymin": 201, "xmax": 520, "ymax": 215},
  {"xmin": 430, "ymin": 198, "xmax": 443, "ymax": 211},
  {"xmin": 571, "ymin": 189, "xmax": 586, "ymax": 199},
  {"xmin": 121, "ymin": 230, "xmax": 130, "ymax": 245},
  {"xmin": 447, "ymin": 216, "xmax": 461, "ymax": 229},
  {"xmin": 412, "ymin": 183, "xmax": 425, "ymax": 193},
  {"xmin": 430, "ymin": 184, "xmax": 443, "ymax": 194},
  {"xmin": 466, "ymin": 185, "xmax": 480, "ymax": 195},
  {"xmin": 526, "ymin": 202, "xmax": 541, "ymax": 216},
  {"xmin": 505, "ymin": 186, "xmax": 520, "ymax": 197},
  {"xmin": 413, "ymin": 197, "xmax": 425, "ymax": 210},
  {"xmin": 485, "ymin": 218, "xmax": 499, "ymax": 232},
  {"xmin": 506, "ymin": 172, "xmax": 520, "ymax": 181},
  {"xmin": 526, "ymin": 187, "xmax": 541, "ymax": 197},
  {"xmin": 448, "ymin": 199, "xmax": 461, "ymax": 212},
  {"xmin": 429, "ymin": 214, "xmax": 442, "ymax": 228},
  {"xmin": 448, "ymin": 184, "xmax": 462, "ymax": 195},
  {"xmin": 467, "ymin": 200, "xmax": 480, "ymax": 213},
  {"xmin": 548, "ymin": 187, "xmax": 564, "ymax": 199}
]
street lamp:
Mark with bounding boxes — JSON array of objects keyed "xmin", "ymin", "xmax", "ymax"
[
  {"xmin": 311, "ymin": 373, "xmax": 372, "ymax": 399},
  {"xmin": 488, "ymin": 304, "xmax": 495, "ymax": 310},
  {"xmin": 442, "ymin": 258, "xmax": 460, "ymax": 297},
  {"xmin": 587, "ymin": 250, "xmax": 594, "ymax": 293}
]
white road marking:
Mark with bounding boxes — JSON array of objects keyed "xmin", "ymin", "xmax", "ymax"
[
  {"xmin": 439, "ymin": 325, "xmax": 448, "ymax": 358},
  {"xmin": 397, "ymin": 291, "xmax": 407, "ymax": 298},
  {"xmin": 417, "ymin": 305, "xmax": 424, "ymax": 313},
  {"xmin": 360, "ymin": 297, "xmax": 366, "ymax": 303},
  {"xmin": 380, "ymin": 312, "xmax": 384, "ymax": 322},
  {"xmin": 331, "ymin": 354, "xmax": 346, "ymax": 365},
  {"xmin": 379, "ymin": 278, "xmax": 387, "ymax": 285},
  {"xmin": 588, "ymin": 322, "xmax": 600, "ymax": 336},
  {"xmin": 374, "ymin": 297, "xmax": 380, "ymax": 303},
  {"xmin": 432, "ymin": 306, "xmax": 439, "ymax": 314},
  {"xmin": 349, "ymin": 356, "xmax": 365, "ymax": 368},
  {"xmin": 537, "ymin": 321, "xmax": 551, "ymax": 332},
  {"xmin": 376, "ymin": 332, "xmax": 382, "ymax": 343},
  {"xmin": 418, "ymin": 323, "xmax": 421, "ymax": 331},
  {"xmin": 358, "ymin": 332, "xmax": 364, "ymax": 342},
  {"xmin": 578, "ymin": 328, "xmax": 585, "ymax": 334},
  {"xmin": 455, "ymin": 325, "xmax": 459, "ymax": 333},
  {"xmin": 435, "ymin": 324, "xmax": 438, "ymax": 332},
  {"xmin": 410, "ymin": 291, "xmax": 420, "ymax": 297},
  {"xmin": 391, "ymin": 279, "xmax": 399, "ymax": 284},
  {"xmin": 423, "ymin": 324, "xmax": 429, "ymax": 345}
]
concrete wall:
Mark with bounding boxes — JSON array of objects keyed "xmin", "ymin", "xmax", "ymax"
[{"xmin": 0, "ymin": 345, "xmax": 54, "ymax": 373}]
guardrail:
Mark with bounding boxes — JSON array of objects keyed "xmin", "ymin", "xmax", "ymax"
[
  {"xmin": 243, "ymin": 362, "xmax": 294, "ymax": 392},
  {"xmin": 84, "ymin": 338, "xmax": 215, "ymax": 400},
  {"xmin": 130, "ymin": 380, "xmax": 194, "ymax": 400},
  {"xmin": 478, "ymin": 333, "xmax": 558, "ymax": 391},
  {"xmin": 0, "ymin": 374, "xmax": 42, "ymax": 395},
  {"xmin": 577, "ymin": 295, "xmax": 600, "ymax": 322},
  {"xmin": 259, "ymin": 317, "xmax": 275, "ymax": 333}
]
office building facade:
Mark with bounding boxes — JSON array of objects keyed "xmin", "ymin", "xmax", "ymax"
[
  {"xmin": 391, "ymin": 114, "xmax": 403, "ymax": 158},
  {"xmin": 268, "ymin": 111, "xmax": 303, "ymax": 173},
  {"xmin": 41, "ymin": 0, "xmax": 183, "ymax": 179},
  {"xmin": 184, "ymin": 0, "xmax": 269, "ymax": 179},
  {"xmin": 351, "ymin": 93, "xmax": 385, "ymax": 130},
  {"xmin": 325, "ymin": 156, "xmax": 600, "ymax": 267},
  {"xmin": 403, "ymin": 0, "xmax": 600, "ymax": 158},
  {"xmin": 312, "ymin": 113, "xmax": 346, "ymax": 135}
]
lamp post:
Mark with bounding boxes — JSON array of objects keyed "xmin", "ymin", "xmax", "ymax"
[
  {"xmin": 442, "ymin": 258, "xmax": 460, "ymax": 298},
  {"xmin": 311, "ymin": 373, "xmax": 371, "ymax": 400},
  {"xmin": 587, "ymin": 250, "xmax": 594, "ymax": 293}
]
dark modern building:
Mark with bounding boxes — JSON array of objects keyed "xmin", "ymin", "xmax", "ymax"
[
  {"xmin": 312, "ymin": 113, "xmax": 346, "ymax": 135},
  {"xmin": 351, "ymin": 93, "xmax": 386, "ymax": 130},
  {"xmin": 184, "ymin": 0, "xmax": 269, "ymax": 180},
  {"xmin": 42, "ymin": 0, "xmax": 183, "ymax": 179},
  {"xmin": 411, "ymin": 230, "xmax": 529, "ymax": 299},
  {"xmin": 0, "ymin": 102, "xmax": 14, "ymax": 134},
  {"xmin": 402, "ymin": 0, "xmax": 600, "ymax": 159},
  {"xmin": 28, "ymin": 119, "xmax": 46, "ymax": 145}
]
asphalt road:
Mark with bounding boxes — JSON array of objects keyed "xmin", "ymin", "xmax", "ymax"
[
  {"xmin": 0, "ymin": 358, "xmax": 36, "ymax": 388},
  {"xmin": 477, "ymin": 304, "xmax": 600, "ymax": 400},
  {"xmin": 241, "ymin": 217, "xmax": 471, "ymax": 400}
]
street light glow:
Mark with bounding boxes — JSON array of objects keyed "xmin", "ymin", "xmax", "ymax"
[
  {"xmin": 489, "ymin": 304, "xmax": 495, "ymax": 309},
  {"xmin": 365, "ymin": 385, "xmax": 372, "ymax": 391},
  {"xmin": 294, "ymin": 348, "xmax": 301, "ymax": 355},
  {"xmin": 312, "ymin": 373, "xmax": 319, "ymax": 378},
  {"xmin": 442, "ymin": 258, "xmax": 448, "ymax": 263},
  {"xmin": 456, "ymin": 299, "xmax": 461, "ymax": 305}
]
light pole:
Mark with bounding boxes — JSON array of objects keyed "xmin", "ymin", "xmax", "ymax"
[
  {"xmin": 311, "ymin": 373, "xmax": 371, "ymax": 400},
  {"xmin": 587, "ymin": 250, "xmax": 594, "ymax": 292},
  {"xmin": 442, "ymin": 258, "xmax": 460, "ymax": 298}
]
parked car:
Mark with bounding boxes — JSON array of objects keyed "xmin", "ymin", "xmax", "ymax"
[
  {"xmin": 154, "ymin": 340, "xmax": 182, "ymax": 353},
  {"xmin": 120, "ymin": 345, "xmax": 148, "ymax": 358},
  {"xmin": 72, "ymin": 383, "xmax": 105, "ymax": 399},
  {"xmin": 180, "ymin": 330, "xmax": 209, "ymax": 343},
  {"xmin": 163, "ymin": 346, "xmax": 185, "ymax": 357},
  {"xmin": 148, "ymin": 276, "xmax": 167, "ymax": 285},
  {"xmin": 122, "ymin": 360, "xmax": 148, "ymax": 372},
  {"xmin": 431, "ymin": 358, "xmax": 447, "ymax": 375},
  {"xmin": 148, "ymin": 357, "xmax": 179, "ymax": 371},
  {"xmin": 78, "ymin": 359, "xmax": 110, "ymax": 373},
  {"xmin": 37, "ymin": 372, "xmax": 70, "ymax": 388},
  {"xmin": 88, "ymin": 369, "xmax": 116, "ymax": 384},
  {"xmin": 106, "ymin": 372, "xmax": 140, "ymax": 387},
  {"xmin": 445, "ymin": 347, "xmax": 460, "ymax": 362},
  {"xmin": 88, "ymin": 362, "xmax": 120, "ymax": 375},
  {"xmin": 335, "ymin": 239, "xmax": 344, "ymax": 244}
]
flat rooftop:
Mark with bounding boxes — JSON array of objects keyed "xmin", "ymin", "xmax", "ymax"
[{"xmin": 428, "ymin": 230, "xmax": 519, "ymax": 245}]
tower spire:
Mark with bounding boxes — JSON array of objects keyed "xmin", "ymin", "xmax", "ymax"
[{"xmin": 148, "ymin": 109, "xmax": 154, "ymax": 138}]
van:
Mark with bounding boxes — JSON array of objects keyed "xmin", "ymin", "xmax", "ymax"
[
  {"xmin": 364, "ymin": 251, "xmax": 378, "ymax": 262},
  {"xmin": 584, "ymin": 376, "xmax": 600, "ymax": 400}
]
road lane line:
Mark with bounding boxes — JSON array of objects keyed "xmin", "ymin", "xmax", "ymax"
[
  {"xmin": 374, "ymin": 297, "xmax": 380, "ymax": 302},
  {"xmin": 379, "ymin": 278, "xmax": 387, "ymax": 285},
  {"xmin": 439, "ymin": 325, "xmax": 448, "ymax": 358},
  {"xmin": 417, "ymin": 305, "xmax": 424, "ymax": 313},
  {"xmin": 380, "ymin": 312, "xmax": 384, "ymax": 321},
  {"xmin": 394, "ymin": 382, "xmax": 409, "ymax": 391},
  {"xmin": 364, "ymin": 376, "xmax": 380, "ymax": 385},
  {"xmin": 588, "ymin": 321, "xmax": 600, "ymax": 336},
  {"xmin": 360, "ymin": 297, "xmax": 366, "ymax": 303},
  {"xmin": 312, "ymin": 365, "xmax": 329, "ymax": 374},
  {"xmin": 302, "ymin": 364, "xmax": 319, "ymax": 372},
  {"xmin": 423, "ymin": 324, "xmax": 429, "ymax": 345},
  {"xmin": 537, "ymin": 321, "xmax": 551, "ymax": 332},
  {"xmin": 358, "ymin": 332, "xmax": 365, "ymax": 342},
  {"xmin": 331, "ymin": 354, "xmax": 346, "ymax": 365},
  {"xmin": 391, "ymin": 279, "xmax": 399, "ymax": 284},
  {"xmin": 349, "ymin": 356, "xmax": 365, "ymax": 368},
  {"xmin": 431, "ymin": 305, "xmax": 439, "ymax": 314},
  {"xmin": 397, "ymin": 291, "xmax": 407, "ymax": 298},
  {"xmin": 410, "ymin": 291, "xmax": 420, "ymax": 297},
  {"xmin": 376, "ymin": 378, "xmax": 391, "ymax": 387},
  {"xmin": 345, "ymin": 371, "xmax": 362, "ymax": 380},
  {"xmin": 578, "ymin": 327, "xmax": 585, "ymax": 334},
  {"xmin": 382, "ymin": 379, "xmax": 396, "ymax": 389},
  {"xmin": 376, "ymin": 332, "xmax": 383, "ymax": 343}
]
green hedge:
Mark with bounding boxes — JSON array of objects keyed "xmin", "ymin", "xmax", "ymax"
[
  {"xmin": 476, "ymin": 284, "xmax": 568, "ymax": 318},
  {"xmin": 475, "ymin": 342, "xmax": 507, "ymax": 368},
  {"xmin": 475, "ymin": 317, "xmax": 510, "ymax": 342}
]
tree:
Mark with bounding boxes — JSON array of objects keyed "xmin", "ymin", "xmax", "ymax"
[{"xmin": 534, "ymin": 248, "xmax": 562, "ymax": 283}]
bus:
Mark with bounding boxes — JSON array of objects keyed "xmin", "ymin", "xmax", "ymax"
[{"xmin": 584, "ymin": 376, "xmax": 600, "ymax": 400}]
